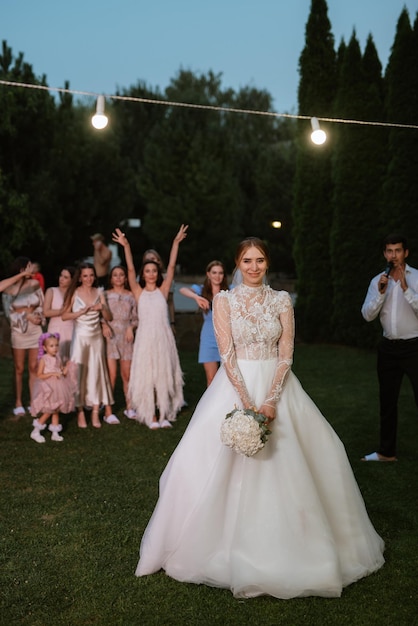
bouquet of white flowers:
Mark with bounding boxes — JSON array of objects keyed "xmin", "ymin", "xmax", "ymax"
[{"xmin": 220, "ymin": 407, "xmax": 272, "ymax": 457}]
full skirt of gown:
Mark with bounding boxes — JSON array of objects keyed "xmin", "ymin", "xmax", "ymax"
[{"xmin": 136, "ymin": 359, "xmax": 385, "ymax": 599}]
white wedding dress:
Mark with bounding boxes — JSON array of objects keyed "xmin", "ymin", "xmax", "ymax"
[{"xmin": 136, "ymin": 283, "xmax": 385, "ymax": 598}]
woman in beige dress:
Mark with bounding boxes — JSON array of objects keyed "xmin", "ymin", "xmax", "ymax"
[
  {"xmin": 2, "ymin": 257, "xmax": 44, "ymax": 415},
  {"xmin": 62, "ymin": 263, "xmax": 116, "ymax": 428},
  {"xmin": 102, "ymin": 265, "xmax": 138, "ymax": 418}
]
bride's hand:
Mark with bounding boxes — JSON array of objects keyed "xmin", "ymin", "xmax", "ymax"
[
  {"xmin": 259, "ymin": 404, "xmax": 276, "ymax": 422},
  {"xmin": 112, "ymin": 228, "xmax": 129, "ymax": 247}
]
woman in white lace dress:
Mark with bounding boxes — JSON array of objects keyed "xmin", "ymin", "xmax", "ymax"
[
  {"xmin": 135, "ymin": 237, "xmax": 385, "ymax": 599},
  {"xmin": 112, "ymin": 225, "xmax": 188, "ymax": 429}
]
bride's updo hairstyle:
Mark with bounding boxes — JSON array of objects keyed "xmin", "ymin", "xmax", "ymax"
[{"xmin": 234, "ymin": 237, "xmax": 270, "ymax": 269}]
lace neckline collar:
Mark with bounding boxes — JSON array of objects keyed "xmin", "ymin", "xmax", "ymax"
[{"xmin": 237, "ymin": 282, "xmax": 268, "ymax": 294}]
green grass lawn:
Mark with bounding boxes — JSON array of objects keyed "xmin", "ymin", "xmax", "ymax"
[{"xmin": 1, "ymin": 346, "xmax": 417, "ymax": 626}]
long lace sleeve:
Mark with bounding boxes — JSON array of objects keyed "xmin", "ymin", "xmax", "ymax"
[
  {"xmin": 263, "ymin": 294, "xmax": 294, "ymax": 409},
  {"xmin": 213, "ymin": 292, "xmax": 253, "ymax": 408}
]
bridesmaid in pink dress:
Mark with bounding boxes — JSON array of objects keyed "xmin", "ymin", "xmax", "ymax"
[
  {"xmin": 102, "ymin": 265, "xmax": 138, "ymax": 419},
  {"xmin": 43, "ymin": 266, "xmax": 76, "ymax": 362},
  {"xmin": 2, "ymin": 257, "xmax": 44, "ymax": 415}
]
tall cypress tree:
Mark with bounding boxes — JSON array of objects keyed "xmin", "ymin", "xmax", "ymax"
[
  {"xmin": 293, "ymin": 0, "xmax": 337, "ymax": 341},
  {"xmin": 0, "ymin": 42, "xmax": 55, "ymax": 266},
  {"xmin": 382, "ymin": 8, "xmax": 418, "ymax": 259},
  {"xmin": 330, "ymin": 33, "xmax": 386, "ymax": 346}
]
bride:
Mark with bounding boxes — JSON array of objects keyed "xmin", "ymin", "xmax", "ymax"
[{"xmin": 136, "ymin": 237, "xmax": 385, "ymax": 599}]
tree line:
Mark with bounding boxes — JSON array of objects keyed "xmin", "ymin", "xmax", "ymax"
[
  {"xmin": 295, "ymin": 0, "xmax": 418, "ymax": 347},
  {"xmin": 1, "ymin": 1, "xmax": 417, "ymax": 347},
  {"xmin": 0, "ymin": 49, "xmax": 296, "ymax": 283}
]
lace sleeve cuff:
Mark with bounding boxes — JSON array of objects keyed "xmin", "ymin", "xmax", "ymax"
[
  {"xmin": 264, "ymin": 359, "xmax": 293, "ymax": 407},
  {"xmin": 263, "ymin": 296, "xmax": 294, "ymax": 409}
]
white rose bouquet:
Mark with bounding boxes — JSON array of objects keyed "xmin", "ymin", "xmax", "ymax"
[{"xmin": 220, "ymin": 407, "xmax": 272, "ymax": 457}]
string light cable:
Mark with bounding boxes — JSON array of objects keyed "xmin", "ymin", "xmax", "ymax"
[{"xmin": 1, "ymin": 78, "xmax": 418, "ymax": 131}]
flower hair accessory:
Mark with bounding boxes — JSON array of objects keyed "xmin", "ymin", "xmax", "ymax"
[
  {"xmin": 220, "ymin": 407, "xmax": 272, "ymax": 457},
  {"xmin": 38, "ymin": 332, "xmax": 60, "ymax": 360}
]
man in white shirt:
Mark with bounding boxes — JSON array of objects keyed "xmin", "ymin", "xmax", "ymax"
[{"xmin": 361, "ymin": 234, "xmax": 418, "ymax": 461}]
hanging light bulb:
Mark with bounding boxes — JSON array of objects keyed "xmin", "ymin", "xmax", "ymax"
[
  {"xmin": 91, "ymin": 95, "xmax": 108, "ymax": 130},
  {"xmin": 310, "ymin": 117, "xmax": 327, "ymax": 145}
]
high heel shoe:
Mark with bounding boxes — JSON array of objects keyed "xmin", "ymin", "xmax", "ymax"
[
  {"xmin": 77, "ymin": 411, "xmax": 87, "ymax": 428},
  {"xmin": 91, "ymin": 409, "xmax": 101, "ymax": 429}
]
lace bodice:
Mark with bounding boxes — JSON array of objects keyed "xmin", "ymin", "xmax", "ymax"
[{"xmin": 213, "ymin": 284, "xmax": 294, "ymax": 410}]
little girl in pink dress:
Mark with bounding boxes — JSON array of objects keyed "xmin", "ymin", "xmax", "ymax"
[{"xmin": 30, "ymin": 333, "xmax": 77, "ymax": 443}]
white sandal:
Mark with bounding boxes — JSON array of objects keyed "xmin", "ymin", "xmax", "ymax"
[{"xmin": 104, "ymin": 414, "xmax": 120, "ymax": 425}]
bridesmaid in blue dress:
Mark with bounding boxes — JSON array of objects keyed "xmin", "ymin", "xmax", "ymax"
[{"xmin": 180, "ymin": 260, "xmax": 229, "ymax": 386}]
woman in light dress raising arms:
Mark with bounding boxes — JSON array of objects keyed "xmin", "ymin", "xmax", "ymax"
[
  {"xmin": 112, "ymin": 225, "xmax": 188, "ymax": 429},
  {"xmin": 142, "ymin": 249, "xmax": 176, "ymax": 330}
]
